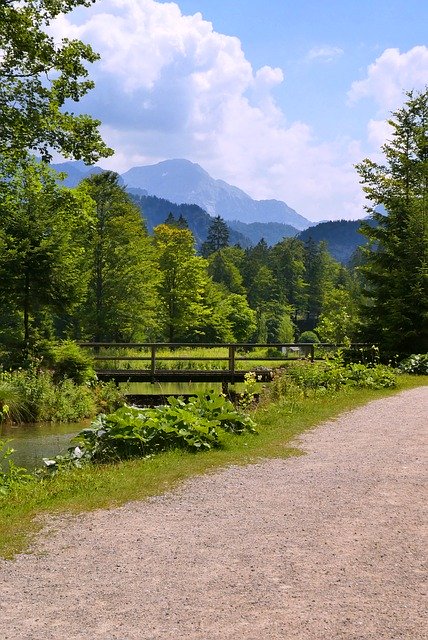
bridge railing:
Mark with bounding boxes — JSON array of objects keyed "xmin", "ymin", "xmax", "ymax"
[{"xmin": 77, "ymin": 342, "xmax": 377, "ymax": 377}]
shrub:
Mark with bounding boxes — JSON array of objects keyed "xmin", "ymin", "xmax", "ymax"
[
  {"xmin": 44, "ymin": 391, "xmax": 256, "ymax": 469},
  {"xmin": 48, "ymin": 341, "xmax": 96, "ymax": 385},
  {"xmin": 268, "ymin": 359, "xmax": 396, "ymax": 400},
  {"xmin": 399, "ymin": 353, "xmax": 428, "ymax": 375},
  {"xmin": 298, "ymin": 331, "xmax": 320, "ymax": 343},
  {"xmin": 0, "ymin": 368, "xmax": 100, "ymax": 423}
]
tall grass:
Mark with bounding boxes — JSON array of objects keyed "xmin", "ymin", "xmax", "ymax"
[{"xmin": 0, "ymin": 369, "xmax": 125, "ymax": 424}]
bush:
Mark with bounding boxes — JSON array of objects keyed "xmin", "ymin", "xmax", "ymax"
[
  {"xmin": 399, "ymin": 353, "xmax": 428, "ymax": 375},
  {"xmin": 48, "ymin": 341, "xmax": 96, "ymax": 385},
  {"xmin": 0, "ymin": 367, "xmax": 105, "ymax": 423},
  {"xmin": 268, "ymin": 359, "xmax": 396, "ymax": 400},
  {"xmin": 298, "ymin": 331, "xmax": 320, "ymax": 343},
  {"xmin": 265, "ymin": 347, "xmax": 284, "ymax": 358}
]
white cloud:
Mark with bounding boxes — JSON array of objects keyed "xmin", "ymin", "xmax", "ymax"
[
  {"xmin": 367, "ymin": 119, "xmax": 394, "ymax": 151},
  {"xmin": 348, "ymin": 46, "xmax": 428, "ymax": 112},
  {"xmin": 306, "ymin": 46, "xmax": 344, "ymax": 62},
  {"xmin": 49, "ymin": 0, "xmax": 381, "ymax": 221}
]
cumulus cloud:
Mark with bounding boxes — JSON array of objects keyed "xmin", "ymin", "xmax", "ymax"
[
  {"xmin": 49, "ymin": 0, "xmax": 381, "ymax": 221},
  {"xmin": 306, "ymin": 46, "xmax": 344, "ymax": 62},
  {"xmin": 348, "ymin": 46, "xmax": 428, "ymax": 112}
]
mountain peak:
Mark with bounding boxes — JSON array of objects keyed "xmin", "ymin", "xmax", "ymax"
[{"xmin": 121, "ymin": 159, "xmax": 311, "ymax": 229}]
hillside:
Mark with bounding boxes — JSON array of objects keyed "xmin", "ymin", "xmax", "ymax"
[
  {"xmin": 298, "ymin": 219, "xmax": 373, "ymax": 263},
  {"xmin": 227, "ymin": 220, "xmax": 298, "ymax": 246},
  {"xmin": 129, "ymin": 193, "xmax": 251, "ymax": 248}
]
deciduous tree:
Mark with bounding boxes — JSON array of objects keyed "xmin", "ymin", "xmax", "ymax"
[
  {"xmin": 77, "ymin": 172, "xmax": 158, "ymax": 342},
  {"xmin": 0, "ymin": 0, "xmax": 112, "ymax": 163}
]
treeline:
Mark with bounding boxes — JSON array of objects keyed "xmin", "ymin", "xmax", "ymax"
[{"xmin": 0, "ymin": 159, "xmax": 360, "ymax": 365}]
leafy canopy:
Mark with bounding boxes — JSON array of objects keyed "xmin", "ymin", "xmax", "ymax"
[{"xmin": 0, "ymin": 0, "xmax": 112, "ymax": 163}]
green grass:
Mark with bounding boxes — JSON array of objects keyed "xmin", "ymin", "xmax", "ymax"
[
  {"xmin": 0, "ymin": 374, "xmax": 426, "ymax": 559},
  {"xmin": 92, "ymin": 345, "xmax": 299, "ymax": 371}
]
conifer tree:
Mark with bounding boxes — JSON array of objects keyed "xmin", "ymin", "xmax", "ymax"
[
  {"xmin": 201, "ymin": 215, "xmax": 230, "ymax": 257},
  {"xmin": 355, "ymin": 89, "xmax": 428, "ymax": 355}
]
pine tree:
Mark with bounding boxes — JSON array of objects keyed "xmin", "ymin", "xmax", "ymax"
[
  {"xmin": 355, "ymin": 89, "xmax": 428, "ymax": 355},
  {"xmin": 201, "ymin": 216, "xmax": 230, "ymax": 257}
]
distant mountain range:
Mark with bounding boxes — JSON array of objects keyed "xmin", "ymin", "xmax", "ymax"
[
  {"xmin": 122, "ymin": 159, "xmax": 311, "ymax": 230},
  {"xmin": 49, "ymin": 160, "xmax": 372, "ymax": 261},
  {"xmin": 50, "ymin": 159, "xmax": 305, "ymax": 246},
  {"xmin": 51, "ymin": 158, "xmax": 311, "ymax": 230},
  {"xmin": 129, "ymin": 193, "xmax": 253, "ymax": 249}
]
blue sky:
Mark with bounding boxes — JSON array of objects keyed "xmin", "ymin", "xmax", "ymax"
[{"xmin": 51, "ymin": 0, "xmax": 428, "ymax": 221}]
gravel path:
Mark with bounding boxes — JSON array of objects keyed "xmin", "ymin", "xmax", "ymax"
[{"xmin": 1, "ymin": 386, "xmax": 427, "ymax": 640}]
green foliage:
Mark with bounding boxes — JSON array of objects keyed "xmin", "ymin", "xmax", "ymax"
[
  {"xmin": 355, "ymin": 89, "xmax": 428, "ymax": 355},
  {"xmin": 44, "ymin": 391, "xmax": 256, "ymax": 469},
  {"xmin": 2, "ymin": 368, "xmax": 96, "ymax": 423},
  {"xmin": 201, "ymin": 215, "xmax": 230, "ymax": 257},
  {"xmin": 399, "ymin": 353, "xmax": 428, "ymax": 375},
  {"xmin": 0, "ymin": 440, "xmax": 34, "ymax": 495},
  {"xmin": 0, "ymin": 158, "xmax": 94, "ymax": 349},
  {"xmin": 269, "ymin": 359, "xmax": 396, "ymax": 400},
  {"xmin": 0, "ymin": 0, "xmax": 112, "ymax": 163},
  {"xmin": 153, "ymin": 224, "xmax": 212, "ymax": 342},
  {"xmin": 48, "ymin": 340, "xmax": 96, "ymax": 384},
  {"xmin": 299, "ymin": 331, "xmax": 319, "ymax": 343},
  {"xmin": 316, "ymin": 288, "xmax": 358, "ymax": 344},
  {"xmin": 76, "ymin": 171, "xmax": 159, "ymax": 342}
]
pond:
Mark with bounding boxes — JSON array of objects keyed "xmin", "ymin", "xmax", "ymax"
[{"xmin": 0, "ymin": 421, "xmax": 86, "ymax": 471}]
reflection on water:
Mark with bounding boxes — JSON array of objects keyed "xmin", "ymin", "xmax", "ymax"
[
  {"xmin": 121, "ymin": 381, "xmax": 250, "ymax": 395},
  {"xmin": 121, "ymin": 381, "xmax": 227, "ymax": 395},
  {"xmin": 0, "ymin": 421, "xmax": 87, "ymax": 471}
]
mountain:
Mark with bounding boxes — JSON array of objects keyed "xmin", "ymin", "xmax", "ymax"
[
  {"xmin": 47, "ymin": 160, "xmax": 303, "ymax": 248},
  {"xmin": 121, "ymin": 159, "xmax": 311, "ymax": 230},
  {"xmin": 297, "ymin": 219, "xmax": 375, "ymax": 264},
  {"xmin": 227, "ymin": 220, "xmax": 298, "ymax": 246},
  {"xmin": 50, "ymin": 160, "xmax": 104, "ymax": 186},
  {"xmin": 130, "ymin": 193, "xmax": 252, "ymax": 249}
]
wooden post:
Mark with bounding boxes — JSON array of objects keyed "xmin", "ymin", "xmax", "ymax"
[
  {"xmin": 229, "ymin": 344, "xmax": 236, "ymax": 385},
  {"xmin": 310, "ymin": 343, "xmax": 315, "ymax": 363},
  {"xmin": 150, "ymin": 344, "xmax": 156, "ymax": 383}
]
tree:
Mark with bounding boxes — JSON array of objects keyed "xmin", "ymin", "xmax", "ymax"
[
  {"xmin": 0, "ymin": 0, "xmax": 112, "ymax": 163},
  {"xmin": 0, "ymin": 158, "xmax": 93, "ymax": 349},
  {"xmin": 207, "ymin": 250, "xmax": 245, "ymax": 294},
  {"xmin": 355, "ymin": 89, "xmax": 428, "ymax": 355},
  {"xmin": 201, "ymin": 215, "xmax": 230, "ymax": 257},
  {"xmin": 153, "ymin": 224, "xmax": 211, "ymax": 342},
  {"xmin": 77, "ymin": 172, "xmax": 158, "ymax": 342},
  {"xmin": 271, "ymin": 237, "xmax": 307, "ymax": 313},
  {"xmin": 315, "ymin": 288, "xmax": 357, "ymax": 344}
]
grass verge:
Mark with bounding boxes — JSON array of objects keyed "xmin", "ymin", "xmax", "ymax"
[{"xmin": 0, "ymin": 374, "xmax": 426, "ymax": 559}]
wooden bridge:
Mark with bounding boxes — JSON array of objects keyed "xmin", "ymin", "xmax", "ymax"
[{"xmin": 78, "ymin": 342, "xmax": 376, "ymax": 390}]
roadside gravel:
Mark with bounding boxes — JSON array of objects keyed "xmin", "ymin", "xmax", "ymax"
[{"xmin": 1, "ymin": 386, "xmax": 427, "ymax": 640}]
